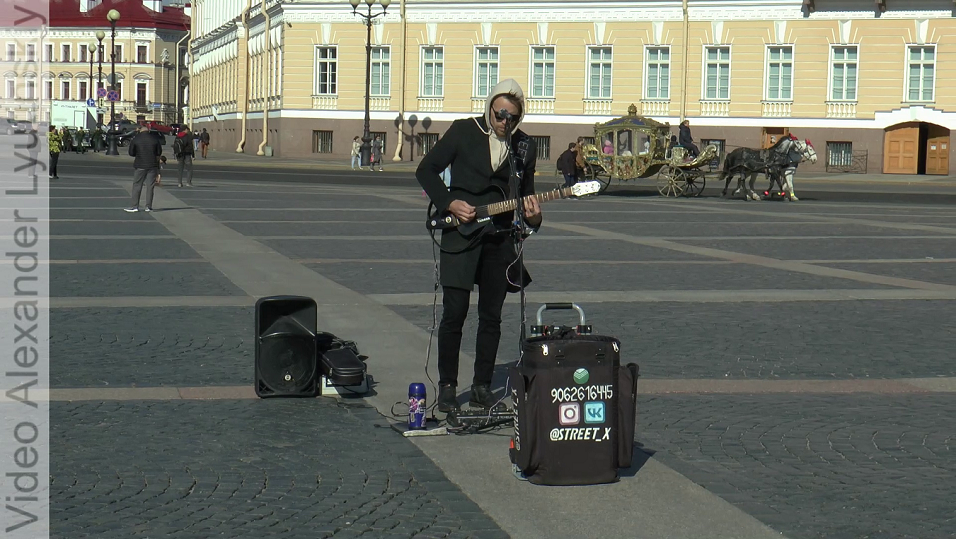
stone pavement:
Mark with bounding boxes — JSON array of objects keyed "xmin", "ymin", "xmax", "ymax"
[{"xmin": 44, "ymin": 166, "xmax": 956, "ymax": 538}]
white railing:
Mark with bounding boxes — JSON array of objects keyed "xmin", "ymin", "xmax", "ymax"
[
  {"xmin": 417, "ymin": 97, "xmax": 443, "ymax": 112},
  {"xmin": 471, "ymin": 98, "xmax": 485, "ymax": 113},
  {"xmin": 312, "ymin": 95, "xmax": 338, "ymax": 110},
  {"xmin": 762, "ymin": 101, "xmax": 792, "ymax": 117},
  {"xmin": 526, "ymin": 98, "xmax": 555, "ymax": 114},
  {"xmin": 370, "ymin": 97, "xmax": 390, "ymax": 111},
  {"xmin": 641, "ymin": 100, "xmax": 670, "ymax": 116},
  {"xmin": 826, "ymin": 101, "xmax": 857, "ymax": 118},
  {"xmin": 699, "ymin": 100, "xmax": 730, "ymax": 117},
  {"xmin": 583, "ymin": 99, "xmax": 612, "ymax": 115}
]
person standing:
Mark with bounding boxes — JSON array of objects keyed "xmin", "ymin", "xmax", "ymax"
[
  {"xmin": 371, "ymin": 135, "xmax": 384, "ymax": 172},
  {"xmin": 125, "ymin": 126, "xmax": 163, "ymax": 213},
  {"xmin": 556, "ymin": 142, "xmax": 577, "ymax": 188},
  {"xmin": 199, "ymin": 128, "xmax": 210, "ymax": 158},
  {"xmin": 173, "ymin": 127, "xmax": 196, "ymax": 187},
  {"xmin": 351, "ymin": 136, "xmax": 362, "ymax": 170},
  {"xmin": 48, "ymin": 125, "xmax": 62, "ymax": 179},
  {"xmin": 416, "ymin": 78, "xmax": 542, "ymax": 412},
  {"xmin": 679, "ymin": 120, "xmax": 700, "ymax": 158}
]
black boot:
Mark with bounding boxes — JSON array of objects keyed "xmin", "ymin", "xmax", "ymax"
[
  {"xmin": 437, "ymin": 384, "xmax": 459, "ymax": 413},
  {"xmin": 469, "ymin": 384, "xmax": 498, "ymax": 409}
]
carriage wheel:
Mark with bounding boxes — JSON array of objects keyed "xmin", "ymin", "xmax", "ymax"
[
  {"xmin": 656, "ymin": 167, "xmax": 685, "ymax": 197},
  {"xmin": 584, "ymin": 163, "xmax": 612, "ymax": 193},
  {"xmin": 682, "ymin": 170, "xmax": 706, "ymax": 197}
]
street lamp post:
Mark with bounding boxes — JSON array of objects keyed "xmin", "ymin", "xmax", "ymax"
[
  {"xmin": 88, "ymin": 42, "xmax": 95, "ymax": 100},
  {"xmin": 96, "ymin": 30, "xmax": 105, "ymax": 129},
  {"xmin": 349, "ymin": 0, "xmax": 390, "ymax": 168},
  {"xmin": 105, "ymin": 9, "xmax": 121, "ymax": 156}
]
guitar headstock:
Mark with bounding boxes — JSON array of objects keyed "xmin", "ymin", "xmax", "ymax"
[{"xmin": 570, "ymin": 181, "xmax": 602, "ymax": 197}]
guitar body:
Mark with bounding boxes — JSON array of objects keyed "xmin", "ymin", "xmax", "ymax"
[{"xmin": 427, "ymin": 184, "xmax": 509, "ymax": 239}]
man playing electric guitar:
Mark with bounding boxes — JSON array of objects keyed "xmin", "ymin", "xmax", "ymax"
[{"xmin": 416, "ymin": 79, "xmax": 542, "ymax": 413}]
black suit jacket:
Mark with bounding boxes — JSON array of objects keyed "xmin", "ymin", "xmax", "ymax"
[{"xmin": 416, "ymin": 117, "xmax": 538, "ymax": 290}]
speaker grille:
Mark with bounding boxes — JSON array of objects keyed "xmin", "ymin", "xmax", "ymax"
[{"xmin": 257, "ymin": 335, "xmax": 316, "ymax": 395}]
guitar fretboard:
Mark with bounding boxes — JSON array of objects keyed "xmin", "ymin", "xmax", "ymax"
[{"xmin": 479, "ymin": 187, "xmax": 574, "ymax": 218}]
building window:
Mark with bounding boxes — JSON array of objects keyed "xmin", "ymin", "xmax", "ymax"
[
  {"xmin": 26, "ymin": 44, "xmax": 35, "ymax": 62},
  {"xmin": 474, "ymin": 46, "xmax": 498, "ymax": 98},
  {"xmin": 43, "ymin": 44, "xmax": 52, "ymax": 62},
  {"xmin": 311, "ymin": 130, "xmax": 333, "ymax": 153},
  {"xmin": 115, "ymin": 81, "xmax": 122, "ymax": 100},
  {"xmin": 907, "ymin": 46, "xmax": 934, "ymax": 102},
  {"xmin": 79, "ymin": 44, "xmax": 89, "ymax": 63},
  {"xmin": 587, "ymin": 47, "xmax": 612, "ymax": 99},
  {"xmin": 766, "ymin": 46, "xmax": 793, "ymax": 100},
  {"xmin": 114, "ymin": 45, "xmax": 123, "ymax": 63},
  {"xmin": 645, "ymin": 47, "xmax": 670, "ymax": 100},
  {"xmin": 6, "ymin": 43, "xmax": 15, "ymax": 62},
  {"xmin": 827, "ymin": 142, "xmax": 853, "ymax": 167},
  {"xmin": 60, "ymin": 80, "xmax": 70, "ymax": 100},
  {"xmin": 5, "ymin": 79, "xmax": 15, "ymax": 99},
  {"xmin": 97, "ymin": 44, "xmax": 104, "ymax": 62},
  {"xmin": 704, "ymin": 46, "xmax": 730, "ymax": 100},
  {"xmin": 61, "ymin": 44, "xmax": 71, "ymax": 62},
  {"xmin": 79, "ymin": 81, "xmax": 88, "ymax": 100},
  {"xmin": 370, "ymin": 131, "xmax": 387, "ymax": 151},
  {"xmin": 43, "ymin": 80, "xmax": 52, "ymax": 100},
  {"xmin": 530, "ymin": 46, "xmax": 555, "ymax": 98},
  {"xmin": 419, "ymin": 133, "xmax": 439, "ymax": 155},
  {"xmin": 830, "ymin": 46, "xmax": 857, "ymax": 101},
  {"xmin": 137, "ymin": 45, "xmax": 148, "ymax": 64},
  {"xmin": 136, "ymin": 82, "xmax": 147, "ymax": 106},
  {"xmin": 530, "ymin": 135, "xmax": 550, "ymax": 160},
  {"xmin": 370, "ymin": 47, "xmax": 390, "ymax": 96},
  {"xmin": 26, "ymin": 79, "xmax": 35, "ymax": 99},
  {"xmin": 421, "ymin": 47, "xmax": 443, "ymax": 97},
  {"xmin": 314, "ymin": 46, "xmax": 337, "ymax": 95}
]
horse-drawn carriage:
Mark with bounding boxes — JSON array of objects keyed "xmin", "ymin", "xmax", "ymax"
[{"xmin": 579, "ymin": 104, "xmax": 718, "ymax": 197}]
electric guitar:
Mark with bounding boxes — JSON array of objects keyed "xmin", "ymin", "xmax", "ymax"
[{"xmin": 426, "ymin": 181, "xmax": 602, "ymax": 238}]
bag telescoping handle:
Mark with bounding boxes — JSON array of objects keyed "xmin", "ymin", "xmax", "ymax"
[{"xmin": 535, "ymin": 303, "xmax": 586, "ymax": 327}]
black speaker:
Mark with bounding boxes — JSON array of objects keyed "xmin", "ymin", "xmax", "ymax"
[{"xmin": 255, "ymin": 296, "xmax": 318, "ymax": 398}]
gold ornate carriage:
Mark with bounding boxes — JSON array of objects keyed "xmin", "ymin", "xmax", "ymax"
[{"xmin": 581, "ymin": 104, "xmax": 718, "ymax": 197}]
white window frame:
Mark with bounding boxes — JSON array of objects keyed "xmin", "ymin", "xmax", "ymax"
[
  {"xmin": 61, "ymin": 43, "xmax": 72, "ymax": 63},
  {"xmin": 25, "ymin": 78, "xmax": 35, "ymax": 99},
  {"xmin": 78, "ymin": 79, "xmax": 89, "ymax": 101},
  {"xmin": 370, "ymin": 45, "xmax": 390, "ymax": 96},
  {"xmin": 764, "ymin": 45, "xmax": 794, "ymax": 101},
  {"xmin": 5, "ymin": 78, "xmax": 16, "ymax": 99},
  {"xmin": 26, "ymin": 43, "xmax": 35, "ymax": 63},
  {"xmin": 586, "ymin": 45, "xmax": 613, "ymax": 100},
  {"xmin": 905, "ymin": 44, "xmax": 935, "ymax": 103},
  {"xmin": 42, "ymin": 79, "xmax": 52, "ymax": 100},
  {"xmin": 79, "ymin": 44, "xmax": 88, "ymax": 63},
  {"xmin": 43, "ymin": 44, "xmax": 52, "ymax": 63},
  {"xmin": 473, "ymin": 45, "xmax": 499, "ymax": 98},
  {"xmin": 313, "ymin": 45, "xmax": 337, "ymax": 96},
  {"xmin": 6, "ymin": 42, "xmax": 16, "ymax": 62},
  {"xmin": 136, "ymin": 42, "xmax": 150, "ymax": 64},
  {"xmin": 113, "ymin": 44, "xmax": 123, "ymax": 63},
  {"xmin": 60, "ymin": 79, "xmax": 71, "ymax": 100},
  {"xmin": 829, "ymin": 44, "xmax": 858, "ymax": 102},
  {"xmin": 420, "ymin": 46, "xmax": 444, "ymax": 97},
  {"xmin": 529, "ymin": 45, "xmax": 556, "ymax": 99},
  {"xmin": 702, "ymin": 45, "xmax": 731, "ymax": 101},
  {"xmin": 644, "ymin": 45, "xmax": 671, "ymax": 100},
  {"xmin": 135, "ymin": 79, "xmax": 149, "ymax": 106}
]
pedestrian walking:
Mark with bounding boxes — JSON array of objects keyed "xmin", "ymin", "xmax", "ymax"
[
  {"xmin": 371, "ymin": 135, "xmax": 384, "ymax": 171},
  {"xmin": 174, "ymin": 127, "xmax": 196, "ymax": 187},
  {"xmin": 351, "ymin": 136, "xmax": 362, "ymax": 170},
  {"xmin": 75, "ymin": 127, "xmax": 87, "ymax": 154},
  {"xmin": 557, "ymin": 142, "xmax": 577, "ymax": 188},
  {"xmin": 199, "ymin": 128, "xmax": 210, "ymax": 158},
  {"xmin": 48, "ymin": 125, "xmax": 61, "ymax": 179},
  {"xmin": 125, "ymin": 126, "xmax": 163, "ymax": 213}
]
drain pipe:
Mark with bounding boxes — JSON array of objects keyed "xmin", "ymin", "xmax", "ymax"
[
  {"xmin": 391, "ymin": 0, "xmax": 406, "ymax": 161},
  {"xmin": 256, "ymin": 0, "xmax": 272, "ymax": 156},
  {"xmin": 679, "ymin": 0, "xmax": 689, "ymax": 122},
  {"xmin": 236, "ymin": 0, "xmax": 253, "ymax": 153},
  {"xmin": 175, "ymin": 32, "xmax": 189, "ymax": 126}
]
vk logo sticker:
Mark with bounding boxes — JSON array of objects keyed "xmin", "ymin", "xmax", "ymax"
[{"xmin": 584, "ymin": 401, "xmax": 605, "ymax": 424}]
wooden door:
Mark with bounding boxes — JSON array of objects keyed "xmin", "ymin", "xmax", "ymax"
[
  {"xmin": 883, "ymin": 123, "xmax": 919, "ymax": 174},
  {"xmin": 762, "ymin": 127, "xmax": 790, "ymax": 149},
  {"xmin": 925, "ymin": 125, "xmax": 950, "ymax": 175}
]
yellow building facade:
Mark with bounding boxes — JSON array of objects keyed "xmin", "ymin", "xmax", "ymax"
[{"xmin": 190, "ymin": 0, "xmax": 956, "ymax": 174}]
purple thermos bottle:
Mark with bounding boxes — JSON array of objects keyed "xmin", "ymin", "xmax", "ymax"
[{"xmin": 408, "ymin": 383, "xmax": 426, "ymax": 430}]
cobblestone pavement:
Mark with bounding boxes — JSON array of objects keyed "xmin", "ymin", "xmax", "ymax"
[{"xmin": 50, "ymin": 173, "xmax": 956, "ymax": 538}]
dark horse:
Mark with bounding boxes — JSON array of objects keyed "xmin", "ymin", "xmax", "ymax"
[{"xmin": 720, "ymin": 135, "xmax": 797, "ymax": 200}]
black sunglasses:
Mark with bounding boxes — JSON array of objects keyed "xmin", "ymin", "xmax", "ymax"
[{"xmin": 493, "ymin": 110, "xmax": 516, "ymax": 122}]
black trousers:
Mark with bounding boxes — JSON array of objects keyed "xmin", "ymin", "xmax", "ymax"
[
  {"xmin": 49, "ymin": 152, "xmax": 59, "ymax": 177},
  {"xmin": 437, "ymin": 237, "xmax": 513, "ymax": 387}
]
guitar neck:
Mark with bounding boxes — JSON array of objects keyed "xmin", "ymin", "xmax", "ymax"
[{"xmin": 479, "ymin": 187, "xmax": 573, "ymax": 218}]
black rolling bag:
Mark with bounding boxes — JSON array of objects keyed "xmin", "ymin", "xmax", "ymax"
[{"xmin": 509, "ymin": 304, "xmax": 639, "ymax": 486}]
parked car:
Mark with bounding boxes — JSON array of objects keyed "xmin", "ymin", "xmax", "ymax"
[{"xmin": 4, "ymin": 118, "xmax": 28, "ymax": 135}]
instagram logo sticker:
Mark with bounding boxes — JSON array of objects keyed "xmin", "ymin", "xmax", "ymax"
[{"xmin": 559, "ymin": 402, "xmax": 580, "ymax": 425}]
